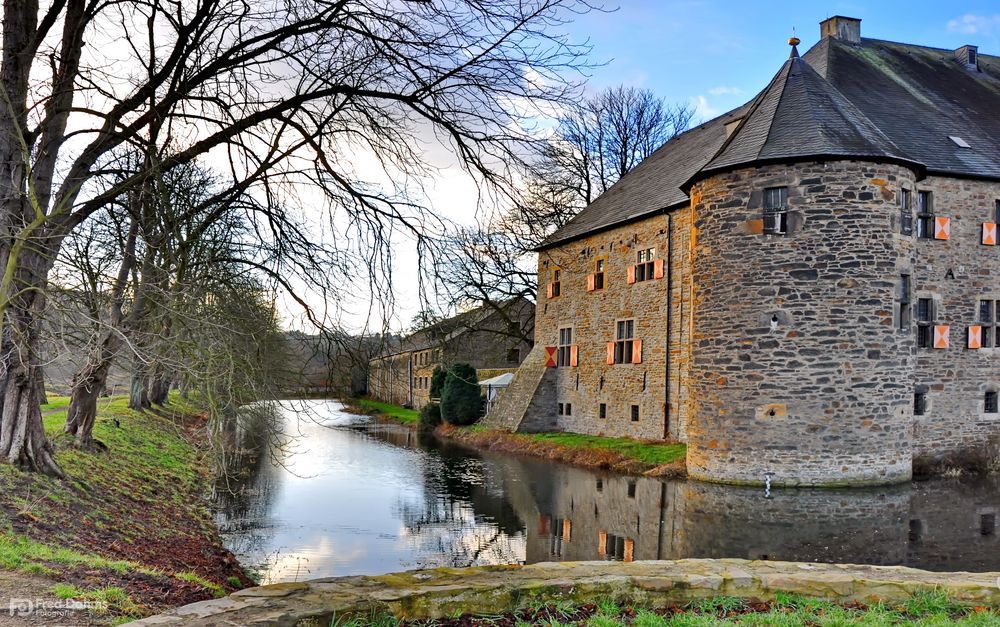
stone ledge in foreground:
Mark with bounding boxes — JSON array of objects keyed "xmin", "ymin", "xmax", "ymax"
[{"xmin": 129, "ymin": 559, "xmax": 1000, "ymax": 626}]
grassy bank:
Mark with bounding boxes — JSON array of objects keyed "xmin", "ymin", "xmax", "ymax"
[
  {"xmin": 0, "ymin": 394, "xmax": 250, "ymax": 624},
  {"xmin": 338, "ymin": 591, "xmax": 1000, "ymax": 626},
  {"xmin": 346, "ymin": 397, "xmax": 686, "ymax": 476},
  {"xmin": 346, "ymin": 398, "xmax": 419, "ymax": 424}
]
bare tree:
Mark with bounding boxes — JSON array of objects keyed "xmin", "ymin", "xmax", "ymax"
[
  {"xmin": 437, "ymin": 85, "xmax": 691, "ymax": 314},
  {"xmin": 0, "ymin": 0, "xmax": 595, "ymax": 475}
]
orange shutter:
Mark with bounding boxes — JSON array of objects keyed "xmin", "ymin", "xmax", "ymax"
[
  {"xmin": 623, "ymin": 539, "xmax": 635, "ymax": 563},
  {"xmin": 598, "ymin": 530, "xmax": 607, "ymax": 555},
  {"xmin": 627, "ymin": 265, "xmax": 636, "ymax": 284},
  {"xmin": 983, "ymin": 223, "xmax": 997, "ymax": 246},
  {"xmin": 933, "ymin": 325, "xmax": 950, "ymax": 349},
  {"xmin": 632, "ymin": 339, "xmax": 643, "ymax": 364},
  {"xmin": 606, "ymin": 342, "xmax": 615, "ymax": 365},
  {"xmin": 933, "ymin": 216, "xmax": 951, "ymax": 240},
  {"xmin": 586, "ymin": 274, "xmax": 595, "ymax": 292},
  {"xmin": 539, "ymin": 516, "xmax": 550, "ymax": 535},
  {"xmin": 968, "ymin": 325, "xmax": 983, "ymax": 349},
  {"xmin": 544, "ymin": 346, "xmax": 557, "ymax": 367},
  {"xmin": 546, "ymin": 282, "xmax": 554, "ymax": 298},
  {"xmin": 653, "ymin": 258, "xmax": 665, "ymax": 279},
  {"xmin": 569, "ymin": 345, "xmax": 579, "ymax": 367},
  {"xmin": 562, "ymin": 518, "xmax": 572, "ymax": 541}
]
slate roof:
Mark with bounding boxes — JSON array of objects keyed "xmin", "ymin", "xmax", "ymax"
[{"xmin": 539, "ymin": 35, "xmax": 1000, "ymax": 250}]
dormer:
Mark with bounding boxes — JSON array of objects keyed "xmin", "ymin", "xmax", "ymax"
[{"xmin": 955, "ymin": 45, "xmax": 979, "ymax": 69}]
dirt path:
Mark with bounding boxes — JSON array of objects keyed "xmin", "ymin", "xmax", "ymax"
[{"xmin": 0, "ymin": 570, "xmax": 93, "ymax": 626}]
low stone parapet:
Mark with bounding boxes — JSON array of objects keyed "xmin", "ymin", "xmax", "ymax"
[{"xmin": 130, "ymin": 559, "xmax": 1000, "ymax": 626}]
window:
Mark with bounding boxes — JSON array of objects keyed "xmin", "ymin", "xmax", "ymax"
[
  {"xmin": 898, "ymin": 275, "xmax": 911, "ymax": 330},
  {"xmin": 599, "ymin": 403, "xmax": 607, "ymax": 419},
  {"xmin": 909, "ymin": 519, "xmax": 923, "ymax": 543},
  {"xmin": 506, "ymin": 348, "xmax": 520, "ymax": 363},
  {"xmin": 557, "ymin": 327, "xmax": 573, "ymax": 367},
  {"xmin": 916, "ymin": 191, "xmax": 934, "ymax": 238},
  {"xmin": 982, "ymin": 513, "xmax": 996, "ymax": 536},
  {"xmin": 614, "ymin": 320, "xmax": 635, "ymax": 364},
  {"xmin": 979, "ymin": 300, "xmax": 995, "ymax": 348},
  {"xmin": 914, "ymin": 392, "xmax": 927, "ymax": 416},
  {"xmin": 627, "ymin": 480, "xmax": 637, "ymax": 498},
  {"xmin": 986, "ymin": 391, "xmax": 998, "ymax": 414},
  {"xmin": 596, "ymin": 478, "xmax": 603, "ymax": 492},
  {"xmin": 916, "ymin": 298, "xmax": 933, "ymax": 348},
  {"xmin": 630, "ymin": 404, "xmax": 640, "ymax": 422},
  {"xmin": 549, "ymin": 268, "xmax": 561, "ymax": 298},
  {"xmin": 969, "ymin": 48, "xmax": 978, "ymax": 66},
  {"xmin": 994, "ymin": 200, "xmax": 1000, "ymax": 225},
  {"xmin": 564, "ymin": 403, "xmax": 573, "ymax": 416},
  {"xmin": 899, "ymin": 189, "xmax": 913, "ymax": 235},
  {"xmin": 635, "ymin": 248, "xmax": 655, "ymax": 282},
  {"xmin": 593, "ymin": 258, "xmax": 605, "ymax": 290},
  {"xmin": 557, "ymin": 402, "xmax": 564, "ymax": 415},
  {"xmin": 763, "ymin": 186, "xmax": 788, "ymax": 235}
]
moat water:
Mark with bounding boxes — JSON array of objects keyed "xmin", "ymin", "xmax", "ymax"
[{"xmin": 213, "ymin": 399, "xmax": 1000, "ymax": 584}]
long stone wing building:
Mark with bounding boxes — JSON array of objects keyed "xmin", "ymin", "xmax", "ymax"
[
  {"xmin": 485, "ymin": 16, "xmax": 1000, "ymax": 486},
  {"xmin": 368, "ymin": 298, "xmax": 535, "ymax": 409}
]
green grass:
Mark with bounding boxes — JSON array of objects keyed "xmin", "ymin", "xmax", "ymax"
[
  {"xmin": 0, "ymin": 533, "xmax": 136, "ymax": 575},
  {"xmin": 343, "ymin": 592, "xmax": 1000, "ymax": 626},
  {"xmin": 40, "ymin": 394, "xmax": 72, "ymax": 413},
  {"xmin": 49, "ymin": 583, "xmax": 143, "ymax": 620},
  {"xmin": 176, "ymin": 571, "xmax": 226, "ymax": 598},
  {"xmin": 521, "ymin": 432, "xmax": 686, "ymax": 465},
  {"xmin": 353, "ymin": 399, "xmax": 419, "ymax": 424}
]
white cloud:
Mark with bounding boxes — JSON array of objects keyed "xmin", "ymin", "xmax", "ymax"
[
  {"xmin": 708, "ymin": 85, "xmax": 743, "ymax": 96},
  {"xmin": 947, "ymin": 13, "xmax": 1000, "ymax": 35},
  {"xmin": 690, "ymin": 95, "xmax": 721, "ymax": 121}
]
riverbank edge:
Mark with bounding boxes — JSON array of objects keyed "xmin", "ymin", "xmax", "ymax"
[
  {"xmin": 342, "ymin": 398, "xmax": 686, "ymax": 478},
  {"xmin": 0, "ymin": 395, "xmax": 253, "ymax": 623},
  {"xmin": 130, "ymin": 559, "xmax": 1000, "ymax": 625}
]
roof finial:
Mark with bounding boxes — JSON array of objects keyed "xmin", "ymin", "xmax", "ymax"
[{"xmin": 788, "ymin": 27, "xmax": 800, "ymax": 58}]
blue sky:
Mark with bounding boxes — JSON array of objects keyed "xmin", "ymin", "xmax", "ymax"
[{"xmin": 561, "ymin": 2, "xmax": 1000, "ymax": 122}]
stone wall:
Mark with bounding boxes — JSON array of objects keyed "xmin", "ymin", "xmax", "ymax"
[
  {"xmin": 909, "ymin": 175, "xmax": 1000, "ymax": 456},
  {"xmin": 132, "ymin": 560, "xmax": 1000, "ymax": 626},
  {"xmin": 533, "ymin": 215, "xmax": 674, "ymax": 440},
  {"xmin": 686, "ymin": 161, "xmax": 919, "ymax": 486}
]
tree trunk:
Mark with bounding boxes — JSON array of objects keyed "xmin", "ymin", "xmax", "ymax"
[
  {"xmin": 35, "ymin": 365, "xmax": 47, "ymax": 405},
  {"xmin": 129, "ymin": 368, "xmax": 149, "ymax": 410},
  {"xmin": 65, "ymin": 331, "xmax": 122, "ymax": 448},
  {"xmin": 149, "ymin": 368, "xmax": 170, "ymax": 406}
]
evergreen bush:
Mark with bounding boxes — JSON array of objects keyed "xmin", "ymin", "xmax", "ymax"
[{"xmin": 440, "ymin": 363, "xmax": 481, "ymax": 425}]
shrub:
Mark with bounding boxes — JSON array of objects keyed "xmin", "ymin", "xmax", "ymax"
[
  {"xmin": 440, "ymin": 363, "xmax": 482, "ymax": 426},
  {"xmin": 430, "ymin": 365, "xmax": 446, "ymax": 398},
  {"xmin": 418, "ymin": 402, "xmax": 441, "ymax": 430}
]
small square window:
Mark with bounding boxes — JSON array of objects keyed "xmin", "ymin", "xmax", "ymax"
[
  {"xmin": 916, "ymin": 191, "xmax": 934, "ymax": 239},
  {"xmin": 914, "ymin": 392, "xmax": 927, "ymax": 416},
  {"xmin": 985, "ymin": 391, "xmax": 998, "ymax": 414},
  {"xmin": 980, "ymin": 300, "xmax": 995, "ymax": 323},
  {"xmin": 982, "ymin": 513, "xmax": 996, "ymax": 536},
  {"xmin": 565, "ymin": 402, "xmax": 572, "ymax": 416},
  {"xmin": 557, "ymin": 402, "xmax": 564, "ymax": 416},
  {"xmin": 899, "ymin": 189, "xmax": 913, "ymax": 235},
  {"xmin": 630, "ymin": 405, "xmax": 640, "ymax": 422},
  {"xmin": 627, "ymin": 481, "xmax": 637, "ymax": 498},
  {"xmin": 994, "ymin": 200, "xmax": 1000, "ymax": 225},
  {"xmin": 596, "ymin": 478, "xmax": 603, "ymax": 492},
  {"xmin": 599, "ymin": 403, "xmax": 607, "ymax": 419},
  {"xmin": 507, "ymin": 348, "xmax": 520, "ymax": 363}
]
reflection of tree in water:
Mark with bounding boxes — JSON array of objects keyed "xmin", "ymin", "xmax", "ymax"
[
  {"xmin": 211, "ymin": 402, "xmax": 286, "ymax": 562},
  {"xmin": 391, "ymin": 431, "xmax": 526, "ymax": 568}
]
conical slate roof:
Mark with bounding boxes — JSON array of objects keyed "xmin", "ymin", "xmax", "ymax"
[{"xmin": 689, "ymin": 48, "xmax": 922, "ymax": 187}]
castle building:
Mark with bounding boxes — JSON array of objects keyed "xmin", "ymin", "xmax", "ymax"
[
  {"xmin": 485, "ymin": 17, "xmax": 1000, "ymax": 486},
  {"xmin": 368, "ymin": 298, "xmax": 534, "ymax": 409}
]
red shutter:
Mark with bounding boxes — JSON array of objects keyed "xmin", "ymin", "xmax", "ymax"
[
  {"xmin": 653, "ymin": 258, "xmax": 665, "ymax": 279},
  {"xmin": 546, "ymin": 282, "xmax": 554, "ymax": 299},
  {"xmin": 539, "ymin": 516, "xmax": 550, "ymax": 535},
  {"xmin": 627, "ymin": 265, "xmax": 636, "ymax": 284},
  {"xmin": 569, "ymin": 345, "xmax": 579, "ymax": 367},
  {"xmin": 983, "ymin": 223, "xmax": 997, "ymax": 246},
  {"xmin": 586, "ymin": 274, "xmax": 595, "ymax": 292},
  {"xmin": 544, "ymin": 346, "xmax": 557, "ymax": 367},
  {"xmin": 933, "ymin": 325, "xmax": 950, "ymax": 349},
  {"xmin": 623, "ymin": 539, "xmax": 635, "ymax": 563},
  {"xmin": 606, "ymin": 342, "xmax": 615, "ymax": 365},
  {"xmin": 632, "ymin": 339, "xmax": 643, "ymax": 364},
  {"xmin": 969, "ymin": 325, "xmax": 983, "ymax": 349},
  {"xmin": 934, "ymin": 216, "xmax": 951, "ymax": 240}
]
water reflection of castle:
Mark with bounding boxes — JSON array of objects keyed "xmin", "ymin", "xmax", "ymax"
[{"xmin": 402, "ymin": 428, "xmax": 999, "ymax": 572}]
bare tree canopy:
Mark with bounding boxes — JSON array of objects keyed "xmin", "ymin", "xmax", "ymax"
[
  {"xmin": 435, "ymin": 84, "xmax": 692, "ymax": 316},
  {"xmin": 0, "ymin": 0, "xmax": 597, "ymax": 475}
]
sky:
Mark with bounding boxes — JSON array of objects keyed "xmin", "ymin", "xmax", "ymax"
[{"xmin": 342, "ymin": 1, "xmax": 1000, "ymax": 334}]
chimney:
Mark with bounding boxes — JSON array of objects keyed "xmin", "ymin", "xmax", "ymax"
[{"xmin": 820, "ymin": 16, "xmax": 861, "ymax": 44}]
